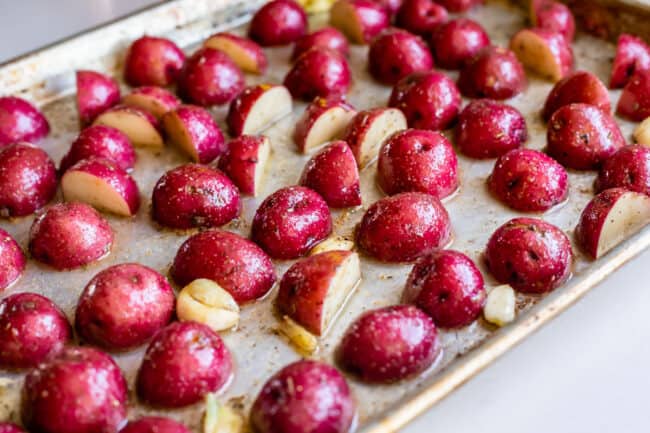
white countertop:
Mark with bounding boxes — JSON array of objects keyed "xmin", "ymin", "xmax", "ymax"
[{"xmin": 2, "ymin": 1, "xmax": 650, "ymax": 432}]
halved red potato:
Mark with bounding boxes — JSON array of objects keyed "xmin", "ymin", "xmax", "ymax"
[
  {"xmin": 277, "ymin": 250, "xmax": 361, "ymax": 336},
  {"xmin": 124, "ymin": 36, "xmax": 185, "ymax": 87},
  {"xmin": 342, "ymin": 107, "xmax": 407, "ymax": 168},
  {"xmin": 122, "ymin": 86, "xmax": 180, "ymax": 119},
  {"xmin": 93, "ymin": 105, "xmax": 164, "ymax": 149},
  {"xmin": 218, "ymin": 135, "xmax": 272, "ymax": 196},
  {"xmin": 395, "ymin": 0, "xmax": 448, "ymax": 36},
  {"xmin": 284, "ymin": 47, "xmax": 352, "ymax": 101},
  {"xmin": 330, "ymin": 0, "xmax": 390, "ymax": 44},
  {"xmin": 430, "ymin": 18, "xmax": 490, "ymax": 70},
  {"xmin": 457, "ymin": 46, "xmax": 527, "ymax": 100},
  {"xmin": 510, "ymin": 27, "xmax": 573, "ymax": 82},
  {"xmin": 542, "ymin": 70, "xmax": 611, "ymax": 120},
  {"xmin": 76, "ymin": 70, "xmax": 120, "ymax": 125},
  {"xmin": 61, "ymin": 157, "xmax": 140, "ymax": 217},
  {"xmin": 0, "ymin": 96, "xmax": 50, "ymax": 147},
  {"xmin": 0, "ymin": 228, "xmax": 25, "ymax": 292},
  {"xmin": 203, "ymin": 32, "xmax": 268, "ymax": 74},
  {"xmin": 248, "ymin": 0, "xmax": 308, "ymax": 46},
  {"xmin": 530, "ymin": 0, "xmax": 576, "ymax": 41},
  {"xmin": 617, "ymin": 70, "xmax": 650, "ymax": 121},
  {"xmin": 610, "ymin": 33, "xmax": 650, "ymax": 89},
  {"xmin": 634, "ymin": 118, "xmax": 650, "ymax": 147},
  {"xmin": 293, "ymin": 97, "xmax": 356, "ymax": 153},
  {"xmin": 368, "ymin": 28, "xmax": 434, "ymax": 85},
  {"xmin": 291, "ymin": 27, "xmax": 350, "ymax": 61},
  {"xmin": 60, "ymin": 125, "xmax": 135, "ymax": 172},
  {"xmin": 596, "ymin": 145, "xmax": 650, "ymax": 195},
  {"xmin": 227, "ymin": 84, "xmax": 293, "ymax": 137},
  {"xmin": 436, "ymin": 0, "xmax": 482, "ymax": 12},
  {"xmin": 163, "ymin": 105, "xmax": 225, "ymax": 164}
]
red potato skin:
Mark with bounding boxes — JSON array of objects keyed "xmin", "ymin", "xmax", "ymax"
[
  {"xmin": 163, "ymin": 104, "xmax": 226, "ymax": 164},
  {"xmin": 457, "ymin": 46, "xmax": 527, "ymax": 99},
  {"xmin": 293, "ymin": 96, "xmax": 355, "ymax": 152},
  {"xmin": 75, "ymin": 263, "xmax": 175, "ymax": 351},
  {"xmin": 284, "ymin": 48, "xmax": 352, "ymax": 101},
  {"xmin": 217, "ymin": 135, "xmax": 267, "ymax": 196},
  {"xmin": 403, "ymin": 250, "xmax": 485, "ymax": 328},
  {"xmin": 136, "ymin": 321, "xmax": 233, "ymax": 408},
  {"xmin": 374, "ymin": 0, "xmax": 404, "ymax": 14},
  {"xmin": 171, "ymin": 229, "xmax": 276, "ymax": 303},
  {"xmin": 124, "ymin": 36, "xmax": 186, "ymax": 87},
  {"xmin": 356, "ymin": 192, "xmax": 452, "ymax": 262},
  {"xmin": 532, "ymin": 0, "xmax": 576, "ymax": 41},
  {"xmin": 76, "ymin": 70, "xmax": 121, "ymax": 125},
  {"xmin": 299, "ymin": 140, "xmax": 362, "ymax": 208},
  {"xmin": 0, "ymin": 142, "xmax": 57, "ymax": 217},
  {"xmin": 292, "ymin": 27, "xmax": 350, "ymax": 61},
  {"xmin": 609, "ymin": 33, "xmax": 650, "ymax": 89},
  {"xmin": 542, "ymin": 71, "xmax": 611, "ymax": 121},
  {"xmin": 0, "ymin": 293, "xmax": 70, "ymax": 370},
  {"xmin": 368, "ymin": 29, "xmax": 434, "ymax": 85},
  {"xmin": 488, "ymin": 148, "xmax": 569, "ymax": 212},
  {"xmin": 389, "ymin": 71, "xmax": 461, "ymax": 130},
  {"xmin": 227, "ymin": 84, "xmax": 283, "ymax": 137},
  {"xmin": 248, "ymin": 0, "xmax": 308, "ymax": 46},
  {"xmin": 22, "ymin": 347, "xmax": 127, "ymax": 433},
  {"xmin": 547, "ymin": 103, "xmax": 625, "ymax": 170},
  {"xmin": 151, "ymin": 164, "xmax": 240, "ymax": 230},
  {"xmin": 338, "ymin": 305, "xmax": 439, "ymax": 382},
  {"xmin": 0, "ymin": 96, "xmax": 50, "ymax": 147},
  {"xmin": 485, "ymin": 217, "xmax": 573, "ymax": 294},
  {"xmin": 60, "ymin": 125, "xmax": 136, "ymax": 172},
  {"xmin": 331, "ymin": 0, "xmax": 390, "ymax": 44},
  {"xmin": 596, "ymin": 145, "xmax": 650, "ymax": 195},
  {"xmin": 616, "ymin": 70, "xmax": 650, "ymax": 121},
  {"xmin": 252, "ymin": 186, "xmax": 332, "ymax": 259},
  {"xmin": 277, "ymin": 250, "xmax": 355, "ymax": 335},
  {"xmin": 122, "ymin": 86, "xmax": 181, "ymax": 118},
  {"xmin": 0, "ymin": 424, "xmax": 25, "ymax": 433},
  {"xmin": 0, "ymin": 228, "xmax": 25, "ymax": 291},
  {"xmin": 434, "ymin": 0, "xmax": 482, "ymax": 12},
  {"xmin": 430, "ymin": 18, "xmax": 490, "ymax": 69},
  {"xmin": 205, "ymin": 32, "xmax": 268, "ymax": 74},
  {"xmin": 395, "ymin": 0, "xmax": 448, "ymax": 36},
  {"xmin": 29, "ymin": 202, "xmax": 114, "ymax": 270},
  {"xmin": 120, "ymin": 418, "xmax": 191, "ymax": 433},
  {"xmin": 377, "ymin": 129, "xmax": 458, "ymax": 199},
  {"xmin": 455, "ymin": 99, "xmax": 527, "ymax": 159},
  {"xmin": 251, "ymin": 360, "xmax": 356, "ymax": 433},
  {"xmin": 177, "ymin": 47, "xmax": 245, "ymax": 106}
]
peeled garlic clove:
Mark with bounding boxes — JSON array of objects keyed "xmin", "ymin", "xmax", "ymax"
[
  {"xmin": 483, "ymin": 284, "xmax": 516, "ymax": 327},
  {"xmin": 204, "ymin": 393, "xmax": 244, "ymax": 433},
  {"xmin": 278, "ymin": 315, "xmax": 318, "ymax": 354},
  {"xmin": 310, "ymin": 235, "xmax": 354, "ymax": 255},
  {"xmin": 177, "ymin": 279, "xmax": 240, "ymax": 332}
]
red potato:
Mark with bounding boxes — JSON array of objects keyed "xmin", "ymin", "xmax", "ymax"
[
  {"xmin": 29, "ymin": 202, "xmax": 113, "ymax": 270},
  {"xmin": 177, "ymin": 47, "xmax": 245, "ymax": 106},
  {"xmin": 76, "ymin": 70, "xmax": 120, "ymax": 125},
  {"xmin": 485, "ymin": 217, "xmax": 573, "ymax": 293},
  {"xmin": 0, "ymin": 96, "xmax": 49, "ymax": 147},
  {"xmin": 596, "ymin": 145, "xmax": 650, "ymax": 195},
  {"xmin": 136, "ymin": 321, "xmax": 233, "ymax": 407},
  {"xmin": 251, "ymin": 360, "xmax": 356, "ymax": 433},
  {"xmin": 338, "ymin": 305, "xmax": 439, "ymax": 382},
  {"xmin": 61, "ymin": 157, "xmax": 141, "ymax": 217},
  {"xmin": 457, "ymin": 46, "xmax": 527, "ymax": 99},
  {"xmin": 124, "ymin": 36, "xmax": 185, "ymax": 87},
  {"xmin": 395, "ymin": 0, "xmax": 448, "ymax": 36},
  {"xmin": 330, "ymin": 0, "xmax": 390, "ymax": 44},
  {"xmin": 0, "ymin": 142, "xmax": 57, "ymax": 217},
  {"xmin": 610, "ymin": 33, "xmax": 650, "ymax": 89},
  {"xmin": 356, "ymin": 192, "xmax": 451, "ymax": 262},
  {"xmin": 368, "ymin": 29, "xmax": 434, "ymax": 85},
  {"xmin": 547, "ymin": 103, "xmax": 625, "ymax": 170},
  {"xmin": 403, "ymin": 250, "xmax": 485, "ymax": 328},
  {"xmin": 75, "ymin": 263, "xmax": 175, "ymax": 351},
  {"xmin": 252, "ymin": 186, "xmax": 332, "ymax": 259},
  {"xmin": 435, "ymin": 0, "xmax": 482, "ymax": 12},
  {"xmin": 93, "ymin": 104, "xmax": 164, "ymax": 149},
  {"xmin": 430, "ymin": 18, "xmax": 490, "ymax": 69},
  {"xmin": 299, "ymin": 140, "xmax": 362, "ymax": 208},
  {"xmin": 293, "ymin": 96, "xmax": 356, "ymax": 153},
  {"xmin": 60, "ymin": 125, "xmax": 135, "ymax": 172},
  {"xmin": 203, "ymin": 32, "xmax": 267, "ymax": 74},
  {"xmin": 531, "ymin": 0, "xmax": 576, "ymax": 41},
  {"xmin": 510, "ymin": 27, "xmax": 574, "ymax": 82},
  {"xmin": 455, "ymin": 99, "xmax": 527, "ymax": 159},
  {"xmin": 22, "ymin": 347, "xmax": 127, "ymax": 433},
  {"xmin": 248, "ymin": 0, "xmax": 308, "ymax": 46},
  {"xmin": 343, "ymin": 107, "xmax": 407, "ymax": 167},
  {"xmin": 576, "ymin": 188, "xmax": 650, "ymax": 259},
  {"xmin": 377, "ymin": 129, "xmax": 458, "ymax": 199},
  {"xmin": 542, "ymin": 71, "xmax": 611, "ymax": 121},
  {"xmin": 171, "ymin": 229, "xmax": 276, "ymax": 303},
  {"xmin": 122, "ymin": 86, "xmax": 180, "ymax": 119},
  {"xmin": 0, "ymin": 228, "xmax": 25, "ymax": 291},
  {"xmin": 163, "ymin": 104, "xmax": 225, "ymax": 164},
  {"xmin": 374, "ymin": 0, "xmax": 404, "ymax": 14},
  {"xmin": 226, "ymin": 84, "xmax": 293, "ymax": 137},
  {"xmin": 0, "ymin": 293, "xmax": 70, "ymax": 370},
  {"xmin": 292, "ymin": 27, "xmax": 350, "ymax": 61},
  {"xmin": 617, "ymin": 70, "xmax": 650, "ymax": 121},
  {"xmin": 488, "ymin": 148, "xmax": 568, "ymax": 212},
  {"xmin": 152, "ymin": 164, "xmax": 240, "ymax": 230},
  {"xmin": 277, "ymin": 250, "xmax": 361, "ymax": 335},
  {"xmin": 0, "ymin": 424, "xmax": 25, "ymax": 433},
  {"xmin": 389, "ymin": 70, "xmax": 461, "ymax": 131},
  {"xmin": 120, "ymin": 418, "xmax": 190, "ymax": 433},
  {"xmin": 217, "ymin": 135, "xmax": 271, "ymax": 196},
  {"xmin": 284, "ymin": 48, "xmax": 352, "ymax": 101}
]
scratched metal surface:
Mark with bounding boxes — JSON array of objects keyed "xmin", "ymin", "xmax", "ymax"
[{"xmin": 0, "ymin": 0, "xmax": 646, "ymax": 431}]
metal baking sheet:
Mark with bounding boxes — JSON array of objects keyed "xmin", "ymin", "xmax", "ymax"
[{"xmin": 1, "ymin": 0, "xmax": 649, "ymax": 432}]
